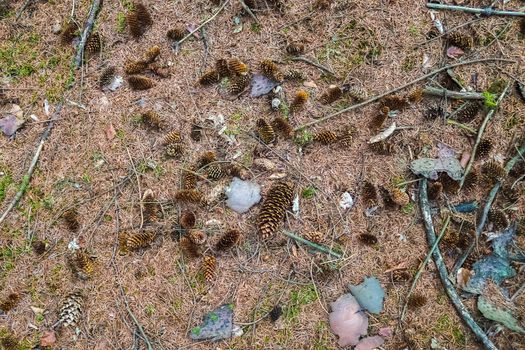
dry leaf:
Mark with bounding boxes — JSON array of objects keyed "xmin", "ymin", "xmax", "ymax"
[
  {"xmin": 368, "ymin": 122, "xmax": 396, "ymax": 144},
  {"xmin": 457, "ymin": 268, "xmax": 472, "ymax": 289},
  {"xmin": 0, "ymin": 114, "xmax": 24, "ymax": 136},
  {"xmin": 446, "ymin": 46, "xmax": 464, "ymax": 59},
  {"xmin": 460, "ymin": 151, "xmax": 470, "ymax": 168},
  {"xmin": 40, "ymin": 330, "xmax": 56, "ymax": 347},
  {"xmin": 105, "ymin": 123, "xmax": 116, "ymax": 140}
]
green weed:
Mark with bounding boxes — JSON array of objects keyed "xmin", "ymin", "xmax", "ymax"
[{"xmin": 301, "ymin": 186, "xmax": 316, "ymax": 199}]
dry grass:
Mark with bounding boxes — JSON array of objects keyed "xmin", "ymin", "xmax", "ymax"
[{"xmin": 1, "ymin": 0, "xmax": 524, "ymax": 349}]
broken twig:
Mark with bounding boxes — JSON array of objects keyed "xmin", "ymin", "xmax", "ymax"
[
  {"xmin": 400, "ymin": 215, "xmax": 450, "ymax": 322},
  {"xmin": 239, "ymin": 0, "xmax": 259, "ymax": 23},
  {"xmin": 74, "ymin": 0, "xmax": 102, "ymax": 68},
  {"xmin": 426, "ymin": 3, "xmax": 525, "ymax": 17},
  {"xmin": 419, "ymin": 179, "xmax": 498, "ymax": 350},
  {"xmin": 460, "ymin": 82, "xmax": 511, "ymax": 189},
  {"xmin": 291, "ymin": 56, "xmax": 335, "ymax": 75},
  {"xmin": 424, "ymin": 86, "xmax": 484, "ymax": 100},
  {"xmin": 0, "ymin": 104, "xmax": 63, "ymax": 225},
  {"xmin": 294, "ymin": 57, "xmax": 515, "ymax": 131},
  {"xmin": 282, "ymin": 230, "xmax": 342, "ymax": 259},
  {"xmin": 174, "ymin": 0, "xmax": 230, "ymax": 48}
]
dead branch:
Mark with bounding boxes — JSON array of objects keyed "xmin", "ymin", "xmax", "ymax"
[
  {"xmin": 294, "ymin": 57, "xmax": 516, "ymax": 131},
  {"xmin": 290, "ymin": 56, "xmax": 335, "ymax": 75},
  {"xmin": 174, "ymin": 0, "xmax": 230, "ymax": 49},
  {"xmin": 459, "ymin": 82, "xmax": 511, "ymax": 189},
  {"xmin": 423, "ymin": 86, "xmax": 484, "ymax": 100},
  {"xmin": 400, "ymin": 215, "xmax": 450, "ymax": 322},
  {"xmin": 74, "ymin": 0, "xmax": 102, "ymax": 68},
  {"xmin": 282, "ymin": 230, "xmax": 342, "ymax": 258},
  {"xmin": 451, "ymin": 140, "xmax": 525, "ymax": 277},
  {"xmin": 446, "ymin": 119, "xmax": 477, "ymax": 134},
  {"xmin": 419, "ymin": 179, "xmax": 498, "ymax": 350},
  {"xmin": 239, "ymin": 0, "xmax": 259, "ymax": 23},
  {"xmin": 0, "ymin": 104, "xmax": 63, "ymax": 225},
  {"xmin": 427, "ymin": 3, "xmax": 525, "ymax": 17}
]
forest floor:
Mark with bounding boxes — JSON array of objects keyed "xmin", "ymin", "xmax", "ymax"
[{"xmin": 1, "ymin": 0, "xmax": 525, "ymax": 349}]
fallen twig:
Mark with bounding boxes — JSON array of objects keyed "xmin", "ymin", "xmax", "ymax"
[
  {"xmin": 0, "ymin": 104, "xmax": 63, "ymax": 225},
  {"xmin": 414, "ymin": 18, "xmax": 483, "ymax": 48},
  {"xmin": 290, "ymin": 56, "xmax": 335, "ymax": 75},
  {"xmin": 451, "ymin": 140, "xmax": 525, "ymax": 277},
  {"xmin": 294, "ymin": 57, "xmax": 516, "ymax": 131},
  {"xmin": 282, "ymin": 230, "xmax": 342, "ymax": 259},
  {"xmin": 400, "ymin": 215, "xmax": 450, "ymax": 322},
  {"xmin": 419, "ymin": 179, "xmax": 498, "ymax": 350},
  {"xmin": 125, "ymin": 148, "xmax": 144, "ymax": 229},
  {"xmin": 14, "ymin": 0, "xmax": 32, "ymax": 21},
  {"xmin": 74, "ymin": 0, "xmax": 102, "ymax": 68},
  {"xmin": 427, "ymin": 3, "xmax": 525, "ymax": 17},
  {"xmin": 424, "ymin": 86, "xmax": 484, "ymax": 100},
  {"xmin": 460, "ymin": 82, "xmax": 511, "ymax": 189},
  {"xmin": 239, "ymin": 0, "xmax": 259, "ymax": 23},
  {"xmin": 174, "ymin": 0, "xmax": 230, "ymax": 49},
  {"xmin": 446, "ymin": 119, "xmax": 477, "ymax": 134}
]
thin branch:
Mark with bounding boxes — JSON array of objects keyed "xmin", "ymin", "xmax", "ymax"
[
  {"xmin": 174, "ymin": 0, "xmax": 230, "ymax": 48},
  {"xmin": 125, "ymin": 148, "xmax": 143, "ymax": 229},
  {"xmin": 294, "ymin": 57, "xmax": 516, "ymax": 131},
  {"xmin": 0, "ymin": 104, "xmax": 63, "ymax": 225},
  {"xmin": 400, "ymin": 215, "xmax": 450, "ymax": 322},
  {"xmin": 14, "ymin": 0, "xmax": 32, "ymax": 21},
  {"xmin": 446, "ymin": 119, "xmax": 477, "ymax": 134},
  {"xmin": 239, "ymin": 0, "xmax": 259, "ymax": 23},
  {"xmin": 419, "ymin": 179, "xmax": 498, "ymax": 350},
  {"xmin": 459, "ymin": 82, "xmax": 511, "ymax": 188},
  {"xmin": 451, "ymin": 140, "xmax": 525, "ymax": 277},
  {"xmin": 426, "ymin": 3, "xmax": 525, "ymax": 17},
  {"xmin": 424, "ymin": 86, "xmax": 484, "ymax": 100},
  {"xmin": 282, "ymin": 230, "xmax": 342, "ymax": 259},
  {"xmin": 74, "ymin": 0, "xmax": 102, "ymax": 68},
  {"xmin": 290, "ymin": 56, "xmax": 335, "ymax": 75}
]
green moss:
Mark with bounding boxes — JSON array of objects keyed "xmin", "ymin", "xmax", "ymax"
[
  {"xmin": 434, "ymin": 314, "xmax": 451, "ymax": 332},
  {"xmin": 294, "ymin": 130, "xmax": 313, "ymax": 146},
  {"xmin": 285, "ymin": 284, "xmax": 317, "ymax": 323},
  {"xmin": 144, "ymin": 304, "xmax": 156, "ymax": 316},
  {"xmin": 301, "ymin": 186, "xmax": 316, "ymax": 199},
  {"xmin": 482, "ymin": 91, "xmax": 497, "ymax": 109},
  {"xmin": 116, "ymin": 12, "xmax": 127, "ymax": 33},
  {"xmin": 0, "ymin": 170, "xmax": 13, "ymax": 203},
  {"xmin": 251, "ymin": 22, "xmax": 262, "ymax": 33},
  {"xmin": 401, "ymin": 202, "xmax": 415, "ymax": 214}
]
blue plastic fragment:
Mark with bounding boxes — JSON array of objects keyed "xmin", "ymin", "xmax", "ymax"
[
  {"xmin": 348, "ymin": 277, "xmax": 385, "ymax": 314},
  {"xmin": 452, "ymin": 201, "xmax": 478, "ymax": 213},
  {"xmin": 463, "ymin": 255, "xmax": 516, "ymax": 294},
  {"xmin": 189, "ymin": 304, "xmax": 234, "ymax": 341}
]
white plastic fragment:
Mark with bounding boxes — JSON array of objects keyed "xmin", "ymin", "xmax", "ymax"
[
  {"xmin": 108, "ymin": 76, "xmax": 123, "ymax": 91},
  {"xmin": 292, "ymin": 194, "xmax": 300, "ymax": 216},
  {"xmin": 339, "ymin": 192, "xmax": 354, "ymax": 209},
  {"xmin": 368, "ymin": 122, "xmax": 396, "ymax": 143},
  {"xmin": 225, "ymin": 177, "xmax": 261, "ymax": 213},
  {"xmin": 68, "ymin": 239, "xmax": 80, "ymax": 251}
]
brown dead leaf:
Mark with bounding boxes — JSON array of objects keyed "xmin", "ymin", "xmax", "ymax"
[
  {"xmin": 40, "ymin": 330, "xmax": 56, "ymax": 347},
  {"xmin": 105, "ymin": 123, "xmax": 116, "ymax": 140},
  {"xmin": 457, "ymin": 268, "xmax": 472, "ymax": 289}
]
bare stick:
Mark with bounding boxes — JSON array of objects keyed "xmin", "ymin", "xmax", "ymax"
[
  {"xmin": 291, "ymin": 56, "xmax": 335, "ymax": 75},
  {"xmin": 424, "ymin": 86, "xmax": 484, "ymax": 100},
  {"xmin": 239, "ymin": 0, "xmax": 259, "ymax": 23},
  {"xmin": 0, "ymin": 105, "xmax": 63, "ymax": 225},
  {"xmin": 446, "ymin": 119, "xmax": 477, "ymax": 134},
  {"xmin": 419, "ymin": 179, "xmax": 498, "ymax": 350},
  {"xmin": 427, "ymin": 3, "xmax": 525, "ymax": 17},
  {"xmin": 294, "ymin": 57, "xmax": 516, "ymax": 131},
  {"xmin": 451, "ymin": 140, "xmax": 525, "ymax": 277},
  {"xmin": 459, "ymin": 82, "xmax": 511, "ymax": 189},
  {"xmin": 282, "ymin": 230, "xmax": 342, "ymax": 258},
  {"xmin": 400, "ymin": 215, "xmax": 450, "ymax": 322},
  {"xmin": 174, "ymin": 0, "xmax": 230, "ymax": 48},
  {"xmin": 74, "ymin": 0, "xmax": 102, "ymax": 68}
]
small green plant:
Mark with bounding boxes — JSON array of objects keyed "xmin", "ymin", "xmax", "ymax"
[
  {"xmin": 301, "ymin": 186, "xmax": 316, "ymax": 199},
  {"xmin": 401, "ymin": 202, "xmax": 415, "ymax": 214},
  {"xmin": 482, "ymin": 91, "xmax": 497, "ymax": 108},
  {"xmin": 408, "ymin": 25, "xmax": 419, "ymax": 36},
  {"xmin": 116, "ymin": 12, "xmax": 127, "ymax": 33},
  {"xmin": 144, "ymin": 304, "xmax": 156, "ymax": 316},
  {"xmin": 294, "ymin": 130, "xmax": 313, "ymax": 146},
  {"xmin": 0, "ymin": 170, "xmax": 13, "ymax": 202},
  {"xmin": 285, "ymin": 284, "xmax": 317, "ymax": 323},
  {"xmin": 251, "ymin": 22, "xmax": 262, "ymax": 33}
]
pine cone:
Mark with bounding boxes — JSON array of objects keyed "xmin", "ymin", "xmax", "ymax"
[
  {"xmin": 313, "ymin": 130, "xmax": 337, "ymax": 145},
  {"xmin": 202, "ymin": 255, "xmax": 217, "ymax": 281},
  {"xmin": 69, "ymin": 250, "xmax": 95, "ymax": 280},
  {"xmin": 99, "ymin": 66, "xmax": 116, "ymax": 89},
  {"xmin": 216, "ymin": 229, "xmax": 241, "ymax": 250},
  {"xmin": 174, "ymin": 189, "xmax": 203, "ymax": 203},
  {"xmin": 257, "ymin": 119, "xmax": 276, "ymax": 144},
  {"xmin": 128, "ymin": 75, "xmax": 154, "ymax": 90},
  {"xmin": 319, "ymin": 85, "xmax": 342, "ymax": 105},
  {"xmin": 260, "ymin": 59, "xmax": 284, "ymax": 82},
  {"xmin": 53, "ymin": 291, "xmax": 83, "ymax": 329},
  {"xmin": 257, "ymin": 181, "xmax": 294, "ymax": 238}
]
